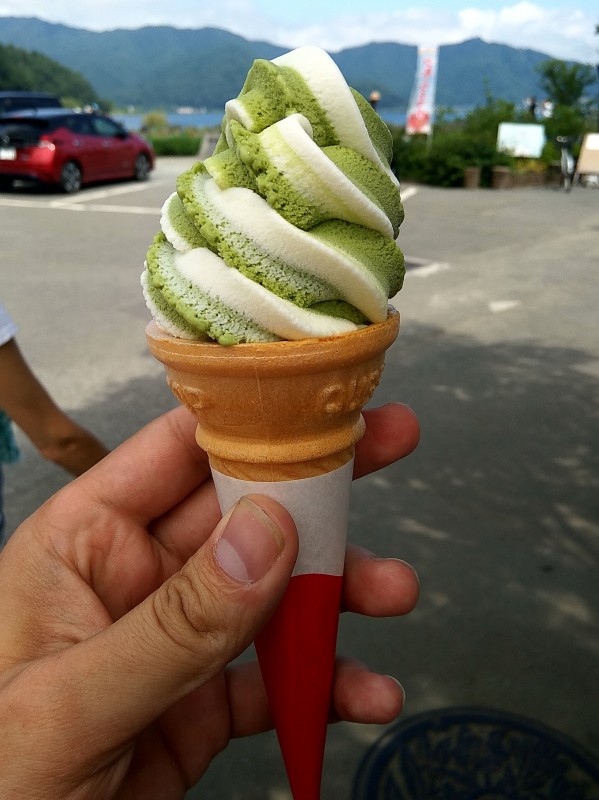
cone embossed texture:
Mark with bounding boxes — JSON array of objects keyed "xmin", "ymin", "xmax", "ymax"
[{"xmin": 146, "ymin": 307, "xmax": 399, "ymax": 799}]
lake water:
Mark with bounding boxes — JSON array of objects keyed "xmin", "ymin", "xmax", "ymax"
[{"xmin": 113, "ymin": 109, "xmax": 409, "ymax": 132}]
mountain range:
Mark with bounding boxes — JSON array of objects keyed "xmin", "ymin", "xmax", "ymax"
[{"xmin": 0, "ymin": 16, "xmax": 570, "ymax": 111}]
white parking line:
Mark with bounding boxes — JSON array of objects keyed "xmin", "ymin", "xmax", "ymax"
[
  {"xmin": 410, "ymin": 261, "xmax": 451, "ymax": 277},
  {"xmin": 73, "ymin": 203, "xmax": 158, "ymax": 215},
  {"xmin": 405, "ymin": 255, "xmax": 450, "ymax": 277},
  {"xmin": 0, "ymin": 177, "xmax": 174, "ymax": 213},
  {"xmin": 1, "ymin": 180, "xmax": 416, "ymax": 216},
  {"xmin": 401, "ymin": 186, "xmax": 419, "ymax": 201},
  {"xmin": 51, "ymin": 181, "xmax": 154, "ymax": 204},
  {"xmin": 0, "ymin": 198, "xmax": 52, "ymax": 210},
  {"xmin": 489, "ymin": 300, "xmax": 521, "ymax": 313},
  {"xmin": 0, "ymin": 197, "xmax": 159, "ymax": 214},
  {"xmin": 0, "ymin": 198, "xmax": 160, "ymax": 216},
  {"xmin": 85, "ymin": 203, "xmax": 160, "ymax": 216}
]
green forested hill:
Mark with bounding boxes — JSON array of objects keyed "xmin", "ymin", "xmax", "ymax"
[
  {"xmin": 0, "ymin": 41, "xmax": 100, "ymax": 104},
  {"xmin": 0, "ymin": 19, "xmax": 284, "ymax": 109},
  {"xmin": 0, "ymin": 16, "xmax": 574, "ymax": 110}
]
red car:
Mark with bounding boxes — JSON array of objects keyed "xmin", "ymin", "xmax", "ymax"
[{"xmin": 0, "ymin": 109, "xmax": 155, "ymax": 192}]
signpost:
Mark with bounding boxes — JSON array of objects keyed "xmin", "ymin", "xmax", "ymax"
[{"xmin": 497, "ymin": 122, "xmax": 546, "ymax": 158}]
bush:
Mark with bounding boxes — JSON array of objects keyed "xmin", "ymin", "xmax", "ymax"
[
  {"xmin": 392, "ymin": 129, "xmax": 512, "ymax": 188},
  {"xmin": 140, "ymin": 111, "xmax": 202, "ymax": 156},
  {"xmin": 141, "ymin": 111, "xmax": 169, "ymax": 135},
  {"xmin": 460, "ymin": 96, "xmax": 518, "ymax": 147},
  {"xmin": 541, "ymin": 104, "xmax": 587, "ymax": 161},
  {"xmin": 148, "ymin": 134, "xmax": 202, "ymax": 156},
  {"xmin": 391, "ymin": 94, "xmax": 544, "ymax": 187}
]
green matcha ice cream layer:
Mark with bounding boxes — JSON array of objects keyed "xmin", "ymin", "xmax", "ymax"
[
  {"xmin": 143, "ymin": 45, "xmax": 405, "ymax": 344},
  {"xmin": 350, "ymin": 88, "xmax": 394, "ymax": 165},
  {"xmin": 226, "ymin": 58, "xmax": 338, "ymax": 146},
  {"xmin": 147, "ymin": 235, "xmax": 278, "ymax": 345},
  {"xmin": 206, "ymin": 117, "xmax": 403, "ymax": 237},
  {"xmin": 177, "ymin": 166, "xmax": 344, "ymax": 308}
]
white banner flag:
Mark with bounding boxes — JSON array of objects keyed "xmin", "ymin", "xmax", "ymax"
[{"xmin": 406, "ymin": 45, "xmax": 439, "ymax": 135}]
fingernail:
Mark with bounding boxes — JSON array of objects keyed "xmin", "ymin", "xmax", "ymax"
[
  {"xmin": 386, "ymin": 675, "xmax": 406, "ymax": 704},
  {"xmin": 215, "ymin": 497, "xmax": 284, "ymax": 583}
]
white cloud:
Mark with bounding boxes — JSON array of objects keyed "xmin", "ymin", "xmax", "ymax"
[
  {"xmin": 0, "ymin": 1, "xmax": 597, "ymax": 62},
  {"xmin": 0, "ymin": 0, "xmax": 268, "ymax": 32},
  {"xmin": 499, "ymin": 1, "xmax": 546, "ymax": 25},
  {"xmin": 450, "ymin": 3, "xmax": 597, "ymax": 61},
  {"xmin": 260, "ymin": 4, "xmax": 597, "ymax": 63}
]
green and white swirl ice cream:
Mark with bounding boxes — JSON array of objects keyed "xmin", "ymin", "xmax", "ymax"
[{"xmin": 142, "ymin": 45, "xmax": 405, "ymax": 345}]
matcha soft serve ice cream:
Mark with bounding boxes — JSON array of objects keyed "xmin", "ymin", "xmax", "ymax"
[
  {"xmin": 142, "ymin": 45, "xmax": 405, "ymax": 344},
  {"xmin": 143, "ymin": 46, "xmax": 405, "ymax": 800}
]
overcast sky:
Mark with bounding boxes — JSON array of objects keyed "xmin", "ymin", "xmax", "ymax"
[{"xmin": 1, "ymin": 1, "xmax": 597, "ymax": 63}]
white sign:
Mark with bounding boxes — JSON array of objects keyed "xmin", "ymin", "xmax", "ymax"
[
  {"xmin": 406, "ymin": 46, "xmax": 439, "ymax": 135},
  {"xmin": 577, "ymin": 133, "xmax": 599, "ymax": 175},
  {"xmin": 497, "ymin": 123, "xmax": 546, "ymax": 158}
]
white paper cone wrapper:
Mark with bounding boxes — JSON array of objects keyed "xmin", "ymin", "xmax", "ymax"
[{"xmin": 212, "ymin": 459, "xmax": 353, "ymax": 576}]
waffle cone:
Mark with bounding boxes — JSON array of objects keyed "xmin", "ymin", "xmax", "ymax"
[
  {"xmin": 145, "ymin": 308, "xmax": 399, "ymax": 480},
  {"xmin": 146, "ymin": 309, "xmax": 399, "ymax": 799}
]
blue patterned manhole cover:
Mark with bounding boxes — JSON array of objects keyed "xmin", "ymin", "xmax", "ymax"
[{"xmin": 352, "ymin": 707, "xmax": 599, "ymax": 799}]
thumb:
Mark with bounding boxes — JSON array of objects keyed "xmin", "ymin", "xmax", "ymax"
[{"xmin": 55, "ymin": 495, "xmax": 298, "ymax": 742}]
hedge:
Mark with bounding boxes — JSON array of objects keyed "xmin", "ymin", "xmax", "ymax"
[{"xmin": 148, "ymin": 134, "xmax": 202, "ymax": 157}]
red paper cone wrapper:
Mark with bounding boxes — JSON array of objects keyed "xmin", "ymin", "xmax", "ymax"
[
  {"xmin": 145, "ymin": 310, "xmax": 400, "ymax": 798},
  {"xmin": 213, "ymin": 462, "xmax": 352, "ymax": 798},
  {"xmin": 256, "ymin": 573, "xmax": 342, "ymax": 799}
]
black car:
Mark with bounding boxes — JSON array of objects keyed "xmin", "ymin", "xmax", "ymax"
[{"xmin": 0, "ymin": 91, "xmax": 62, "ymax": 115}]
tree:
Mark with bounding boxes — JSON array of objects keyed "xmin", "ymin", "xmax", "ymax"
[
  {"xmin": 536, "ymin": 59, "xmax": 596, "ymax": 107},
  {"xmin": 0, "ymin": 43, "xmax": 100, "ymax": 107},
  {"xmin": 461, "ymin": 92, "xmax": 517, "ymax": 148}
]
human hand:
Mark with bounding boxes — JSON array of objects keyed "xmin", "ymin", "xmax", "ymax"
[
  {"xmin": 0, "ymin": 337, "xmax": 108, "ymax": 475},
  {"xmin": 0, "ymin": 403, "xmax": 419, "ymax": 799}
]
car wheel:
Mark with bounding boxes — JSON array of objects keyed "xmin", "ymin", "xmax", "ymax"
[
  {"xmin": 0, "ymin": 177, "xmax": 13, "ymax": 190},
  {"xmin": 60, "ymin": 161, "xmax": 82, "ymax": 193},
  {"xmin": 134, "ymin": 154, "xmax": 151, "ymax": 182}
]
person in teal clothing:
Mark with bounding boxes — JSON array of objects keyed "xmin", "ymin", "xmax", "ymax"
[
  {"xmin": 0, "ymin": 302, "xmax": 108, "ymax": 543},
  {"xmin": 0, "ymin": 408, "xmax": 20, "ymax": 535}
]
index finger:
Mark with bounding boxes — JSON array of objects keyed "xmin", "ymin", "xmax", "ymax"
[
  {"xmin": 151, "ymin": 402, "xmax": 420, "ymax": 552},
  {"xmin": 78, "ymin": 401, "xmax": 418, "ymax": 527},
  {"xmin": 79, "ymin": 406, "xmax": 211, "ymax": 524}
]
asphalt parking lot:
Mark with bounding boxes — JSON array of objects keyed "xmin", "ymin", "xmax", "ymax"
[{"xmin": 1, "ymin": 160, "xmax": 598, "ymax": 797}]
